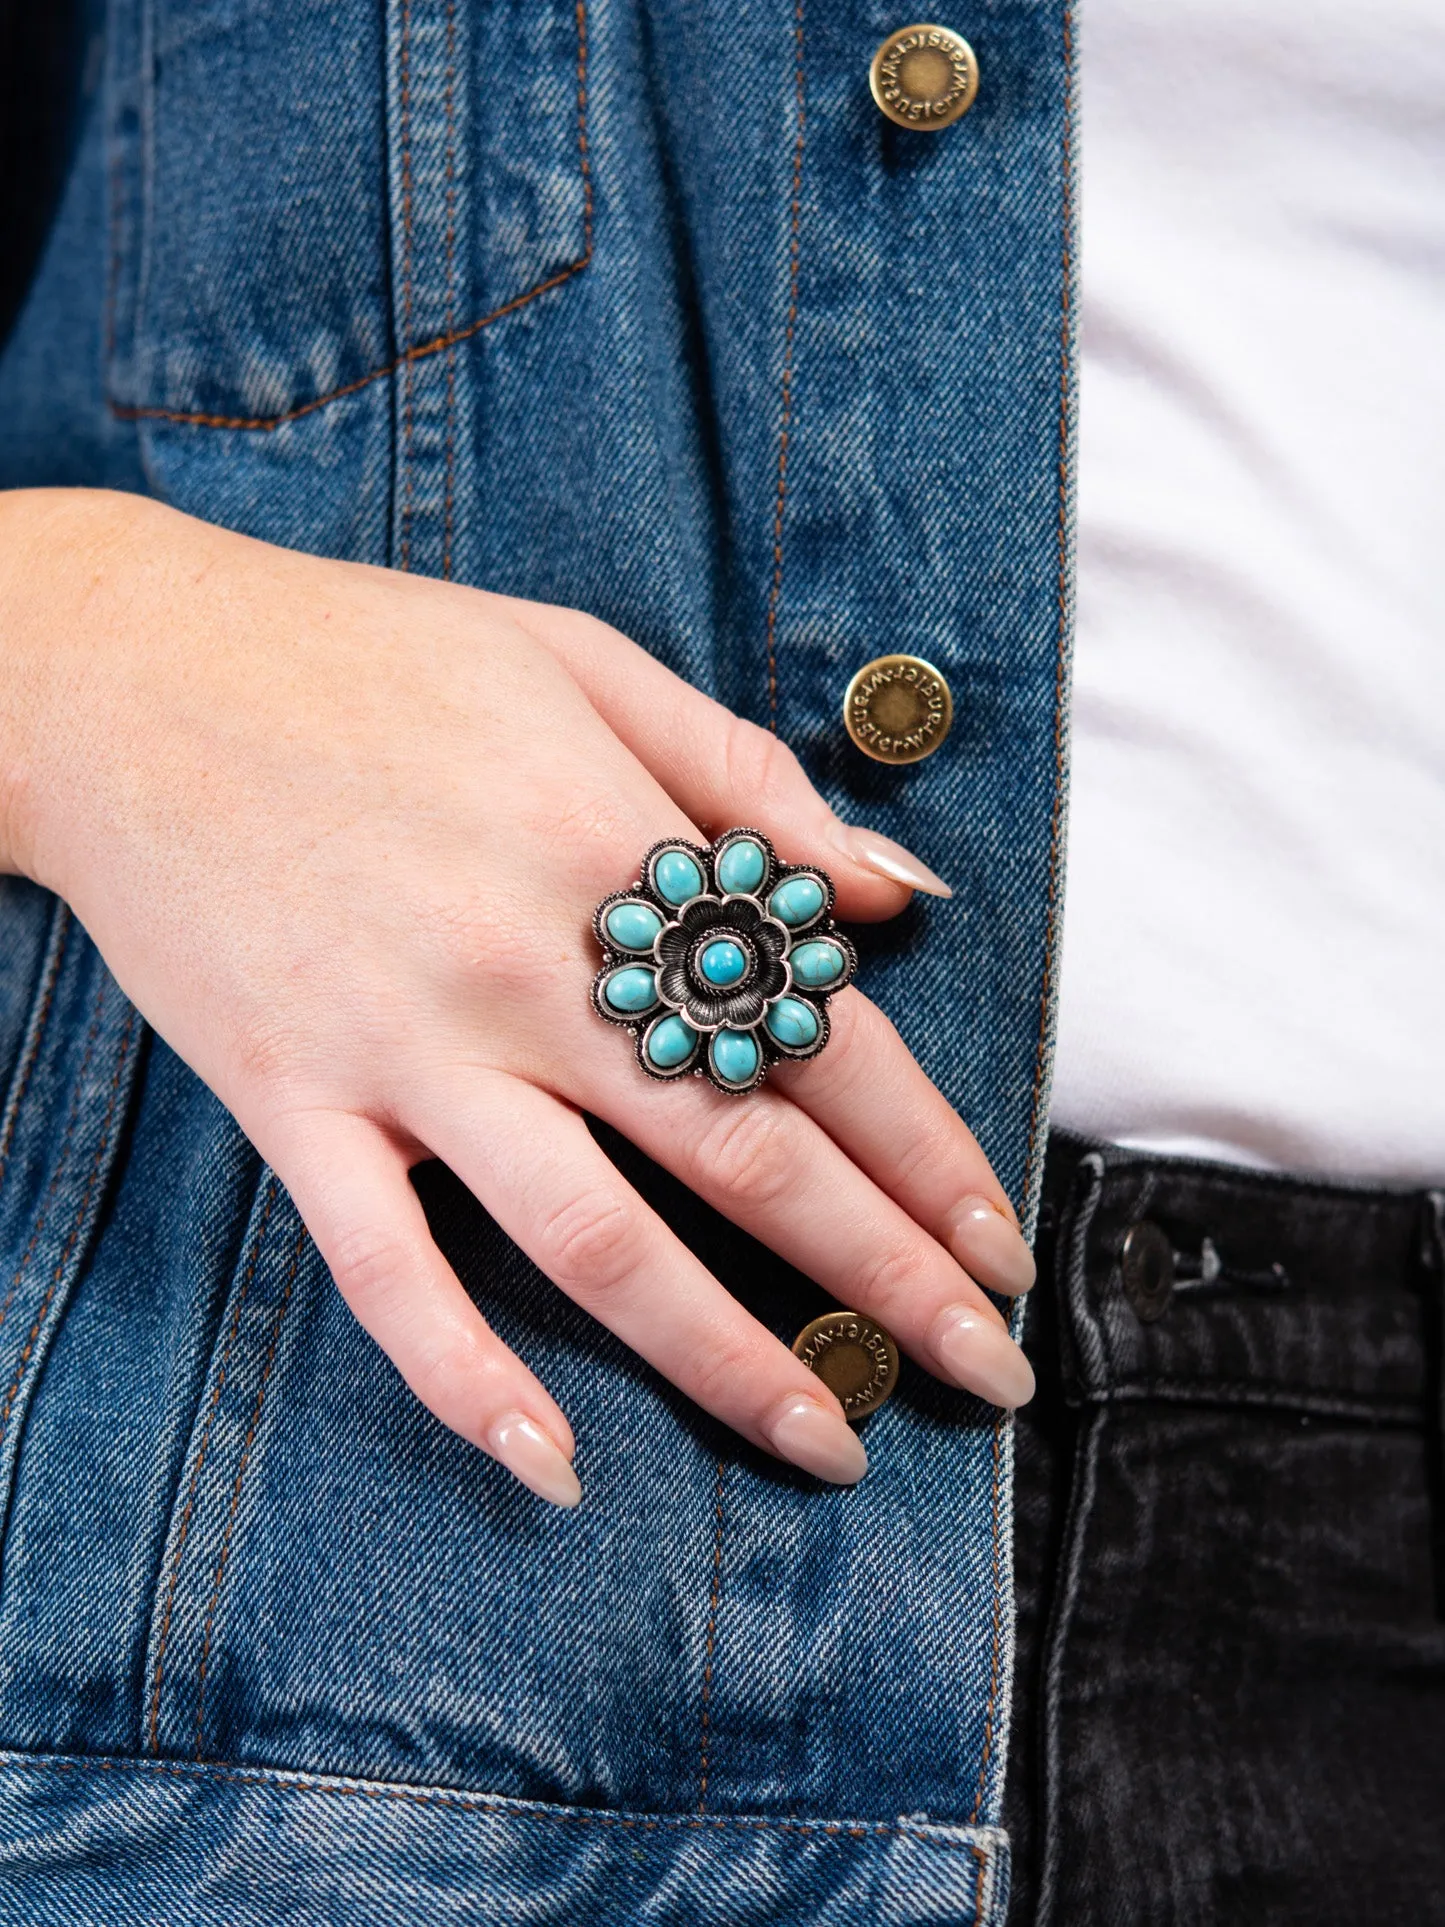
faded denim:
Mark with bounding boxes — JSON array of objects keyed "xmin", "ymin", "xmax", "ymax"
[{"xmin": 0, "ymin": 1, "xmax": 1076, "ymax": 1918}]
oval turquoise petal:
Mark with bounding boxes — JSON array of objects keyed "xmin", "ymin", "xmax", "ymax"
[
  {"xmin": 699, "ymin": 939, "xmax": 747, "ymax": 986},
  {"xmin": 711, "ymin": 1028, "xmax": 761, "ymax": 1086},
  {"xmin": 605, "ymin": 902, "xmax": 664, "ymax": 951},
  {"xmin": 717, "ymin": 838, "xmax": 767, "ymax": 896},
  {"xmin": 765, "ymin": 996, "xmax": 820, "ymax": 1049},
  {"xmin": 790, "ymin": 940, "xmax": 846, "ymax": 989},
  {"xmin": 647, "ymin": 1014, "xmax": 698, "ymax": 1069},
  {"xmin": 768, "ymin": 875, "xmax": 825, "ymax": 927},
  {"xmin": 603, "ymin": 966, "xmax": 658, "ymax": 1013},
  {"xmin": 654, "ymin": 850, "xmax": 704, "ymax": 905}
]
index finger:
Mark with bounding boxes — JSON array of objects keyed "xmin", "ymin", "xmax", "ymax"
[{"xmin": 485, "ymin": 593, "xmax": 952, "ymax": 924}]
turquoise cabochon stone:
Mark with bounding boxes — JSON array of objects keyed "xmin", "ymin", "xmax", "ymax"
[
  {"xmin": 699, "ymin": 940, "xmax": 747, "ymax": 986},
  {"xmin": 765, "ymin": 996, "xmax": 820, "ymax": 1049},
  {"xmin": 603, "ymin": 966, "xmax": 659, "ymax": 1013},
  {"xmin": 646, "ymin": 1014, "xmax": 698, "ymax": 1069},
  {"xmin": 768, "ymin": 875, "xmax": 825, "ymax": 927},
  {"xmin": 604, "ymin": 901, "xmax": 664, "ymax": 951},
  {"xmin": 716, "ymin": 838, "xmax": 767, "ymax": 895},
  {"xmin": 790, "ymin": 940, "xmax": 845, "ymax": 989},
  {"xmin": 711, "ymin": 1028, "xmax": 761, "ymax": 1085},
  {"xmin": 654, "ymin": 850, "xmax": 704, "ymax": 905}
]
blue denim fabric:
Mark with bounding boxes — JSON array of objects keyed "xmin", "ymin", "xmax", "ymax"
[{"xmin": 0, "ymin": 1, "xmax": 1075, "ymax": 1918}]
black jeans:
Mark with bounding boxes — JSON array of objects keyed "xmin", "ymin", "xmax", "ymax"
[{"xmin": 1005, "ymin": 1133, "xmax": 1445, "ymax": 1926}]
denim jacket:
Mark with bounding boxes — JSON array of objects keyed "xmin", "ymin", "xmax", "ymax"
[{"xmin": 0, "ymin": 2, "xmax": 1075, "ymax": 1919}]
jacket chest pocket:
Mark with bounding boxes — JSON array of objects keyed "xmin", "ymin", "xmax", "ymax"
[{"xmin": 106, "ymin": 0, "xmax": 592, "ymax": 434}]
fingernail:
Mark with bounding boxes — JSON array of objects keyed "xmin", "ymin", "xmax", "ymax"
[
  {"xmin": 829, "ymin": 823, "xmax": 953, "ymax": 898},
  {"xmin": 931, "ymin": 1307, "xmax": 1036, "ymax": 1408},
  {"xmin": 485, "ymin": 1412, "xmax": 582, "ymax": 1508},
  {"xmin": 764, "ymin": 1394, "xmax": 870, "ymax": 1484},
  {"xmin": 946, "ymin": 1195, "xmax": 1036, "ymax": 1296}
]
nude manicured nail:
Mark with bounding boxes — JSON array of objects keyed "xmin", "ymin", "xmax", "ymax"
[
  {"xmin": 764, "ymin": 1395, "xmax": 870, "ymax": 1484},
  {"xmin": 485, "ymin": 1412, "xmax": 582, "ymax": 1508},
  {"xmin": 946, "ymin": 1195, "xmax": 1037, "ymax": 1296},
  {"xmin": 931, "ymin": 1308, "xmax": 1036, "ymax": 1409},
  {"xmin": 830, "ymin": 823, "xmax": 953, "ymax": 898}
]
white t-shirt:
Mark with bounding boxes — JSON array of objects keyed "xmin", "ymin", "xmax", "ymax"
[{"xmin": 1050, "ymin": 0, "xmax": 1445, "ymax": 1183}]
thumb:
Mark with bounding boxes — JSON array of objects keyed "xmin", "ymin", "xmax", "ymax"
[{"xmin": 493, "ymin": 597, "xmax": 952, "ymax": 923}]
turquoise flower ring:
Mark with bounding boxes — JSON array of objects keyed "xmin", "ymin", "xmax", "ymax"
[{"xmin": 591, "ymin": 829, "xmax": 858, "ymax": 1093}]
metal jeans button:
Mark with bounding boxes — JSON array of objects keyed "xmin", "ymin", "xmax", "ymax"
[
  {"xmin": 1121, "ymin": 1220, "xmax": 1175, "ymax": 1322},
  {"xmin": 792, "ymin": 1310, "xmax": 901, "ymax": 1420},
  {"xmin": 842, "ymin": 654, "xmax": 954, "ymax": 764},
  {"xmin": 869, "ymin": 24, "xmax": 980, "ymax": 131}
]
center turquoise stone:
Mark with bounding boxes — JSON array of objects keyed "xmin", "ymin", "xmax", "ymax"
[{"xmin": 699, "ymin": 939, "xmax": 747, "ymax": 987}]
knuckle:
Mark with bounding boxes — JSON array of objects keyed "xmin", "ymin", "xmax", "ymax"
[
  {"xmin": 853, "ymin": 1240, "xmax": 934, "ymax": 1321},
  {"xmin": 537, "ymin": 1186, "xmax": 639, "ymax": 1296},
  {"xmin": 888, "ymin": 1118, "xmax": 957, "ymax": 1193},
  {"xmin": 798, "ymin": 994, "xmax": 869, "ymax": 1099},
  {"xmin": 228, "ymin": 1012, "xmax": 310, "ymax": 1095},
  {"xmin": 529, "ymin": 781, "xmax": 650, "ymax": 887},
  {"xmin": 694, "ymin": 1101, "xmax": 794, "ymax": 1212},
  {"xmin": 722, "ymin": 716, "xmax": 805, "ymax": 815},
  {"xmin": 417, "ymin": 888, "xmax": 539, "ymax": 996},
  {"xmin": 687, "ymin": 1333, "xmax": 772, "ymax": 1415},
  {"xmin": 327, "ymin": 1222, "xmax": 414, "ymax": 1317}
]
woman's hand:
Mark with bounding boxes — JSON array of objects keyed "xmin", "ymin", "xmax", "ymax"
[{"xmin": 0, "ymin": 488, "xmax": 1035, "ymax": 1504}]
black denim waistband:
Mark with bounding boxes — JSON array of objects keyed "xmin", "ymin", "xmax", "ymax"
[{"xmin": 1034, "ymin": 1131, "xmax": 1444, "ymax": 1424}]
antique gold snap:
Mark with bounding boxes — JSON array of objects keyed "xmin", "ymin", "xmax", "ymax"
[
  {"xmin": 869, "ymin": 23, "xmax": 979, "ymax": 131},
  {"xmin": 843, "ymin": 654, "xmax": 954, "ymax": 765},
  {"xmin": 792, "ymin": 1310, "xmax": 901, "ymax": 1422}
]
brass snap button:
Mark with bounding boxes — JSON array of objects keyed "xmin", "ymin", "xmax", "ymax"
[
  {"xmin": 1121, "ymin": 1221, "xmax": 1175, "ymax": 1323},
  {"xmin": 843, "ymin": 654, "xmax": 954, "ymax": 765},
  {"xmin": 869, "ymin": 23, "xmax": 979, "ymax": 131},
  {"xmin": 792, "ymin": 1310, "xmax": 900, "ymax": 1421}
]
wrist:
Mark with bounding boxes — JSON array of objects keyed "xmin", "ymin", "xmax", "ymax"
[{"xmin": 0, "ymin": 486, "xmax": 158, "ymax": 894}]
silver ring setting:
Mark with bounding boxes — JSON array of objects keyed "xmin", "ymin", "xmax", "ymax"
[{"xmin": 591, "ymin": 828, "xmax": 858, "ymax": 1094}]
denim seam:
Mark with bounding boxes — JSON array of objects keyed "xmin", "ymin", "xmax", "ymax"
[
  {"xmin": 106, "ymin": 3, "xmax": 595, "ymax": 435},
  {"xmin": 1033, "ymin": 1400, "xmax": 1103, "ymax": 1927},
  {"xmin": 441, "ymin": 0, "xmax": 460, "ymax": 582},
  {"xmin": 1088, "ymin": 1380, "xmax": 1425, "ymax": 1424},
  {"xmin": 0, "ymin": 999, "xmax": 139, "ymax": 1455},
  {"xmin": 761, "ymin": 0, "xmax": 806, "ymax": 732},
  {"xmin": 0, "ymin": 903, "xmax": 72, "ymax": 1197},
  {"xmin": 695, "ymin": 1456, "xmax": 727, "ymax": 1814},
  {"xmin": 1019, "ymin": 0, "xmax": 1078, "ymax": 1226},
  {"xmin": 193, "ymin": 1217, "xmax": 310, "ymax": 1761},
  {"xmin": 145, "ymin": 1173, "xmax": 282, "ymax": 1755},
  {"xmin": 398, "ymin": 0, "xmax": 419, "ymax": 574},
  {"xmin": 0, "ymin": 1750, "xmax": 1006, "ymax": 1856},
  {"xmin": 0, "ymin": 967, "xmax": 109, "ymax": 1349},
  {"xmin": 968, "ymin": 1412, "xmax": 1008, "ymax": 1823}
]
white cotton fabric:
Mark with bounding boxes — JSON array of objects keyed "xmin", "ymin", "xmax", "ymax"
[{"xmin": 1050, "ymin": 0, "xmax": 1445, "ymax": 1182}]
